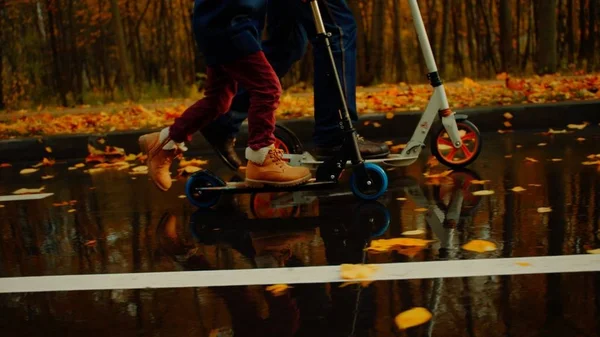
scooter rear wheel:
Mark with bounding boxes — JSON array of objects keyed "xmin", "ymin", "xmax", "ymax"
[
  {"xmin": 185, "ymin": 170, "xmax": 225, "ymax": 208},
  {"xmin": 350, "ymin": 163, "xmax": 388, "ymax": 201},
  {"xmin": 431, "ymin": 119, "xmax": 481, "ymax": 168},
  {"xmin": 273, "ymin": 124, "xmax": 304, "ymax": 155}
]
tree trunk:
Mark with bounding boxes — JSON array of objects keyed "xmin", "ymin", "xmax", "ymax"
[
  {"xmin": 370, "ymin": 0, "xmax": 385, "ymax": 83},
  {"xmin": 451, "ymin": 0, "xmax": 465, "ymax": 76},
  {"xmin": 578, "ymin": 0, "xmax": 587, "ymax": 64},
  {"xmin": 516, "ymin": 0, "xmax": 521, "ymax": 66},
  {"xmin": 499, "ymin": 0, "xmax": 513, "ymax": 73},
  {"xmin": 349, "ymin": 0, "xmax": 371, "ymax": 85},
  {"xmin": 477, "ymin": 0, "xmax": 498, "ymax": 74},
  {"xmin": 465, "ymin": 0, "xmax": 477, "ymax": 74},
  {"xmin": 45, "ymin": 0, "xmax": 68, "ymax": 106},
  {"xmin": 67, "ymin": 0, "xmax": 83, "ymax": 104},
  {"xmin": 521, "ymin": 1, "xmax": 534, "ymax": 71},
  {"xmin": 392, "ymin": 0, "xmax": 407, "ymax": 82},
  {"xmin": 534, "ymin": 0, "xmax": 558, "ymax": 74},
  {"xmin": 439, "ymin": 0, "xmax": 451, "ymax": 74},
  {"xmin": 426, "ymin": 0, "xmax": 438, "ymax": 60},
  {"xmin": 587, "ymin": 0, "xmax": 596, "ymax": 70},
  {"xmin": 109, "ymin": 0, "xmax": 136, "ymax": 100},
  {"xmin": 0, "ymin": 27, "xmax": 4, "ymax": 110},
  {"xmin": 566, "ymin": 0, "xmax": 575, "ymax": 64}
]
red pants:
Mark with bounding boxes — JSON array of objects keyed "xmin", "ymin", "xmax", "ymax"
[{"xmin": 169, "ymin": 51, "xmax": 280, "ymax": 150}]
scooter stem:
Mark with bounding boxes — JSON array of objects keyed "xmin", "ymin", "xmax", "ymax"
[{"xmin": 408, "ymin": 0, "xmax": 438, "ymax": 74}]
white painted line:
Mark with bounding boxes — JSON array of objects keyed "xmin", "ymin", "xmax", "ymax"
[
  {"xmin": 0, "ymin": 193, "xmax": 54, "ymax": 202},
  {"xmin": 0, "ymin": 255, "xmax": 598, "ymax": 294}
]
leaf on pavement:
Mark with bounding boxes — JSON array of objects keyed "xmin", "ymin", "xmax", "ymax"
[
  {"xmin": 537, "ymin": 207, "xmax": 552, "ymax": 213},
  {"xmin": 339, "ymin": 264, "xmax": 379, "ymax": 287},
  {"xmin": 395, "ymin": 307, "xmax": 432, "ymax": 330},
  {"xmin": 179, "ymin": 158, "xmax": 208, "ymax": 168},
  {"xmin": 130, "ymin": 165, "xmax": 148, "ymax": 174},
  {"xmin": 266, "ymin": 284, "xmax": 291, "ymax": 296},
  {"xmin": 461, "ymin": 239, "xmax": 497, "ymax": 253},
  {"xmin": 20, "ymin": 168, "xmax": 39, "ymax": 175},
  {"xmin": 13, "ymin": 186, "xmax": 45, "ymax": 194}
]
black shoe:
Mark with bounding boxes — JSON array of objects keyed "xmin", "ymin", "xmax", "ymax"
[
  {"xmin": 314, "ymin": 134, "xmax": 390, "ymax": 160},
  {"xmin": 201, "ymin": 125, "xmax": 243, "ymax": 170}
]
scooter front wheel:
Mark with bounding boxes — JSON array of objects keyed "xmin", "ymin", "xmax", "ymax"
[
  {"xmin": 431, "ymin": 119, "xmax": 482, "ymax": 169},
  {"xmin": 185, "ymin": 170, "xmax": 225, "ymax": 208},
  {"xmin": 350, "ymin": 163, "xmax": 388, "ymax": 201}
]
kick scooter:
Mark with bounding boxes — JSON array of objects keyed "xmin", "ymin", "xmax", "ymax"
[
  {"xmin": 272, "ymin": 0, "xmax": 482, "ymax": 169},
  {"xmin": 185, "ymin": 0, "xmax": 389, "ymax": 208}
]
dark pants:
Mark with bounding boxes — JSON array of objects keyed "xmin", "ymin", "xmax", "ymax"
[
  {"xmin": 169, "ymin": 51, "xmax": 280, "ymax": 150},
  {"xmin": 209, "ymin": 0, "xmax": 358, "ymax": 147}
]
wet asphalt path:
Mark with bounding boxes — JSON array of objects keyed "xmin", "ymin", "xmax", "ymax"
[{"xmin": 0, "ymin": 126, "xmax": 600, "ymax": 337}]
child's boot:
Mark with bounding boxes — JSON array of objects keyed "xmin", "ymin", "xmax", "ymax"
[
  {"xmin": 245, "ymin": 145, "xmax": 311, "ymax": 187},
  {"xmin": 139, "ymin": 128, "xmax": 186, "ymax": 191}
]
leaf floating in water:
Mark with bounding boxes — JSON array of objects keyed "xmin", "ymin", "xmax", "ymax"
[
  {"xmin": 395, "ymin": 307, "xmax": 433, "ymax": 330},
  {"xmin": 84, "ymin": 240, "xmax": 97, "ymax": 247},
  {"xmin": 386, "ymin": 112, "xmax": 394, "ymax": 119},
  {"xmin": 587, "ymin": 248, "xmax": 600, "ymax": 254},
  {"xmin": 367, "ymin": 238, "xmax": 435, "ymax": 253},
  {"xmin": 339, "ymin": 264, "xmax": 379, "ymax": 287},
  {"xmin": 473, "ymin": 190, "xmax": 495, "ymax": 196},
  {"xmin": 503, "ymin": 112, "xmax": 513, "ymax": 119},
  {"xmin": 504, "ymin": 121, "xmax": 512, "ymax": 128},
  {"xmin": 179, "ymin": 158, "xmax": 208, "ymax": 168},
  {"xmin": 423, "ymin": 170, "xmax": 453, "ymax": 179},
  {"xmin": 524, "ymin": 157, "xmax": 538, "ymax": 163},
  {"xmin": 13, "ymin": 187, "xmax": 45, "ymax": 194},
  {"xmin": 20, "ymin": 168, "xmax": 39, "ymax": 175},
  {"xmin": 67, "ymin": 209, "xmax": 76, "ymax": 213},
  {"xmin": 45, "ymin": 146, "xmax": 53, "ymax": 153},
  {"xmin": 266, "ymin": 284, "xmax": 291, "ymax": 296},
  {"xmin": 528, "ymin": 183, "xmax": 542, "ymax": 187},
  {"xmin": 538, "ymin": 143, "xmax": 547, "ymax": 147},
  {"xmin": 511, "ymin": 186, "xmax": 526, "ymax": 192},
  {"xmin": 567, "ymin": 122, "xmax": 588, "ymax": 130},
  {"xmin": 396, "ymin": 197, "xmax": 407, "ymax": 201},
  {"xmin": 504, "ymin": 154, "xmax": 513, "ymax": 158},
  {"xmin": 582, "ymin": 160, "xmax": 600, "ymax": 166},
  {"xmin": 547, "ymin": 128, "xmax": 568, "ymax": 134},
  {"xmin": 516, "ymin": 262, "xmax": 531, "ymax": 267},
  {"xmin": 414, "ymin": 207, "xmax": 428, "ymax": 212},
  {"xmin": 551, "ymin": 158, "xmax": 563, "ymax": 162},
  {"xmin": 41, "ymin": 175, "xmax": 54, "ymax": 180},
  {"xmin": 0, "ymin": 163, "xmax": 12, "ymax": 168},
  {"xmin": 471, "ymin": 180, "xmax": 490, "ymax": 185},
  {"xmin": 537, "ymin": 207, "xmax": 552, "ymax": 213},
  {"xmin": 461, "ymin": 239, "xmax": 497, "ymax": 253},
  {"xmin": 516, "ymin": 145, "xmax": 523, "ymax": 148},
  {"xmin": 178, "ymin": 195, "xmax": 186, "ymax": 199},
  {"xmin": 130, "ymin": 165, "xmax": 148, "ymax": 174},
  {"xmin": 402, "ymin": 229, "xmax": 425, "ymax": 236},
  {"xmin": 373, "ymin": 122, "xmax": 382, "ymax": 128},
  {"xmin": 0, "ymin": 204, "xmax": 5, "ymax": 208},
  {"xmin": 75, "ymin": 163, "xmax": 85, "ymax": 168}
]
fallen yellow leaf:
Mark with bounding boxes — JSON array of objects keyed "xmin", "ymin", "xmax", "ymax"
[
  {"xmin": 0, "ymin": 163, "xmax": 12, "ymax": 168},
  {"xmin": 395, "ymin": 307, "xmax": 432, "ymax": 330},
  {"xmin": 582, "ymin": 161, "xmax": 600, "ymax": 166},
  {"xmin": 537, "ymin": 207, "xmax": 552, "ymax": 213},
  {"xmin": 340, "ymin": 264, "xmax": 379, "ymax": 287},
  {"xmin": 67, "ymin": 209, "xmax": 76, "ymax": 213},
  {"xmin": 587, "ymin": 248, "xmax": 600, "ymax": 254},
  {"xmin": 13, "ymin": 186, "xmax": 45, "ymax": 194},
  {"xmin": 45, "ymin": 146, "xmax": 52, "ymax": 153},
  {"xmin": 20, "ymin": 168, "xmax": 39, "ymax": 175},
  {"xmin": 505, "ymin": 154, "xmax": 513, "ymax": 158},
  {"xmin": 179, "ymin": 158, "xmax": 208, "ymax": 168},
  {"xmin": 511, "ymin": 186, "xmax": 526, "ymax": 192},
  {"xmin": 178, "ymin": 195, "xmax": 186, "ymax": 199},
  {"xmin": 551, "ymin": 158, "xmax": 563, "ymax": 162},
  {"xmin": 503, "ymin": 112, "xmax": 513, "ymax": 119},
  {"xmin": 0, "ymin": 204, "xmax": 4, "ymax": 208},
  {"xmin": 367, "ymin": 238, "xmax": 435, "ymax": 252},
  {"xmin": 471, "ymin": 179, "xmax": 490, "ymax": 185},
  {"xmin": 547, "ymin": 128, "xmax": 568, "ymax": 134},
  {"xmin": 402, "ymin": 229, "xmax": 425, "ymax": 236},
  {"xmin": 528, "ymin": 183, "xmax": 542, "ymax": 187},
  {"xmin": 516, "ymin": 262, "xmax": 531, "ymax": 267},
  {"xmin": 414, "ymin": 207, "xmax": 428, "ymax": 212},
  {"xmin": 473, "ymin": 190, "xmax": 495, "ymax": 196},
  {"xmin": 266, "ymin": 284, "xmax": 291, "ymax": 296},
  {"xmin": 567, "ymin": 123, "xmax": 588, "ymax": 130},
  {"xmin": 396, "ymin": 197, "xmax": 407, "ymax": 201},
  {"xmin": 124, "ymin": 153, "xmax": 137, "ymax": 161},
  {"xmin": 423, "ymin": 170, "xmax": 453, "ymax": 179},
  {"xmin": 504, "ymin": 121, "xmax": 512, "ymax": 128},
  {"xmin": 131, "ymin": 165, "xmax": 148, "ymax": 174},
  {"xmin": 75, "ymin": 163, "xmax": 85, "ymax": 168},
  {"xmin": 538, "ymin": 143, "xmax": 547, "ymax": 147},
  {"xmin": 373, "ymin": 122, "xmax": 382, "ymax": 128},
  {"xmin": 577, "ymin": 137, "xmax": 586, "ymax": 142},
  {"xmin": 68, "ymin": 166, "xmax": 78, "ymax": 170},
  {"xmin": 461, "ymin": 239, "xmax": 497, "ymax": 253},
  {"xmin": 386, "ymin": 112, "xmax": 394, "ymax": 119},
  {"xmin": 525, "ymin": 157, "xmax": 538, "ymax": 163},
  {"xmin": 41, "ymin": 175, "xmax": 54, "ymax": 180}
]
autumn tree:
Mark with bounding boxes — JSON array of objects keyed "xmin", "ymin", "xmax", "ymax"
[
  {"xmin": 534, "ymin": 0, "xmax": 558, "ymax": 74},
  {"xmin": 499, "ymin": 0, "xmax": 513, "ymax": 73},
  {"xmin": 109, "ymin": 0, "xmax": 136, "ymax": 100}
]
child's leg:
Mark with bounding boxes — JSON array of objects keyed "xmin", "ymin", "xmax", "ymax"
[
  {"xmin": 220, "ymin": 51, "xmax": 311, "ymax": 186},
  {"xmin": 139, "ymin": 66, "xmax": 237, "ymax": 191}
]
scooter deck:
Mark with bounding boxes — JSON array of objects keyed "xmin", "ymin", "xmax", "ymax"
[
  {"xmin": 283, "ymin": 152, "xmax": 419, "ymax": 166},
  {"xmin": 199, "ymin": 179, "xmax": 337, "ymax": 194}
]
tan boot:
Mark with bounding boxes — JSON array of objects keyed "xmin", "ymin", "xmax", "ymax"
[
  {"xmin": 245, "ymin": 146, "xmax": 312, "ymax": 187},
  {"xmin": 139, "ymin": 132, "xmax": 178, "ymax": 191}
]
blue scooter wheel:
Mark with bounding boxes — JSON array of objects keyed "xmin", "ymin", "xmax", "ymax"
[
  {"xmin": 185, "ymin": 171, "xmax": 225, "ymax": 208},
  {"xmin": 350, "ymin": 163, "xmax": 388, "ymax": 201}
]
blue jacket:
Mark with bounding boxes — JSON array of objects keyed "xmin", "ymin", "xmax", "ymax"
[{"xmin": 192, "ymin": 0, "xmax": 267, "ymax": 66}]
